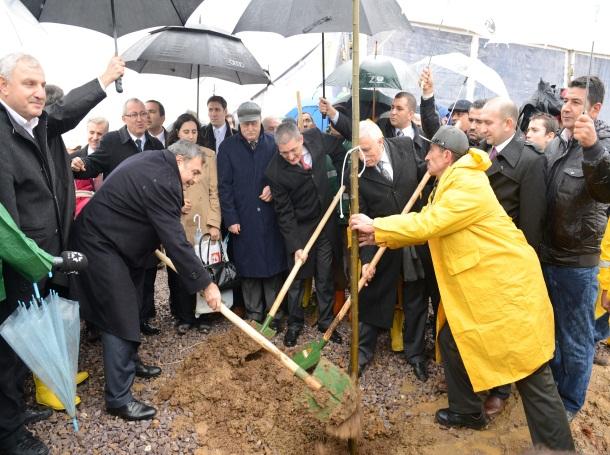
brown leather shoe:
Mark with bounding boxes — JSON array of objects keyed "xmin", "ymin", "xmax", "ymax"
[{"xmin": 484, "ymin": 395, "xmax": 506, "ymax": 417}]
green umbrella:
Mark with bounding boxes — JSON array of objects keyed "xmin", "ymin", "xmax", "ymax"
[
  {"xmin": 325, "ymin": 55, "xmax": 419, "ymax": 90},
  {"xmin": 0, "ymin": 203, "xmax": 53, "ymax": 302}
]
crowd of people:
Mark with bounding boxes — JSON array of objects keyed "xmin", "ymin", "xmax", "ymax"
[{"xmin": 0, "ymin": 49, "xmax": 609, "ymax": 454}]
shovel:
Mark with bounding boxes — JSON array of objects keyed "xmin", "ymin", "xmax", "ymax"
[
  {"xmin": 156, "ymin": 250, "xmax": 356, "ymax": 422},
  {"xmin": 292, "ymin": 172, "xmax": 432, "ymax": 370},
  {"xmin": 254, "ymin": 185, "xmax": 346, "ymax": 338}
]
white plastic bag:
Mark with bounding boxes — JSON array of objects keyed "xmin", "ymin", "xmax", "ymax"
[{"xmin": 193, "ymin": 214, "xmax": 233, "ymax": 315}]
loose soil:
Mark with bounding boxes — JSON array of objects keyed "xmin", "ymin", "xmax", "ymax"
[{"xmin": 29, "ymin": 271, "xmax": 609, "ymax": 454}]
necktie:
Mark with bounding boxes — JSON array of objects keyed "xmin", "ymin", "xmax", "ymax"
[
  {"xmin": 396, "ymin": 129, "xmax": 404, "ymax": 137},
  {"xmin": 135, "ymin": 138, "xmax": 143, "ymax": 151},
  {"xmin": 488, "ymin": 146, "xmax": 498, "ymax": 160},
  {"xmin": 377, "ymin": 161, "xmax": 392, "ymax": 182},
  {"xmin": 249, "ymin": 141, "xmax": 257, "ymax": 150},
  {"xmin": 299, "ymin": 156, "xmax": 311, "ymax": 170}
]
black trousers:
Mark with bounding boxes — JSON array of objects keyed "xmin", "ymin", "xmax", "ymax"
[
  {"xmin": 0, "ymin": 335, "xmax": 28, "ymax": 443},
  {"xmin": 140, "ymin": 266, "xmax": 157, "ymax": 322},
  {"xmin": 241, "ymin": 274, "xmax": 284, "ymax": 322},
  {"xmin": 285, "ymin": 233, "xmax": 334, "ymax": 330},
  {"xmin": 402, "ymin": 278, "xmax": 428, "ymax": 364},
  {"xmin": 438, "ymin": 323, "xmax": 575, "ymax": 451},
  {"xmin": 358, "ymin": 321, "xmax": 378, "ymax": 367},
  {"xmin": 167, "ymin": 268, "xmax": 197, "ymax": 324},
  {"xmin": 101, "ymin": 331, "xmax": 139, "ymax": 408}
]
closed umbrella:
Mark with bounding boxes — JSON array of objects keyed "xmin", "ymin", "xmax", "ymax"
[
  {"xmin": 121, "ymin": 25, "xmax": 270, "ymax": 116},
  {"xmin": 21, "ymin": 0, "xmax": 203, "ymax": 92},
  {"xmin": 233, "ymin": 0, "xmax": 412, "ymax": 116}
]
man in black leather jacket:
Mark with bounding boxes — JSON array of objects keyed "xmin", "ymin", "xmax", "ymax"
[{"xmin": 541, "ymin": 75, "xmax": 610, "ymax": 421}]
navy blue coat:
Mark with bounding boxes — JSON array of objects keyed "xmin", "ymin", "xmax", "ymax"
[{"xmin": 217, "ymin": 131, "xmax": 287, "ymax": 278}]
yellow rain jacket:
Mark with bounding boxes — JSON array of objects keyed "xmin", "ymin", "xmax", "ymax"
[
  {"xmin": 373, "ymin": 149, "xmax": 555, "ymax": 392},
  {"xmin": 595, "ymin": 223, "xmax": 610, "ymax": 320}
]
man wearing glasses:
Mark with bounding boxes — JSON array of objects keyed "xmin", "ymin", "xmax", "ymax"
[{"xmin": 71, "ymin": 98, "xmax": 164, "ymax": 178}]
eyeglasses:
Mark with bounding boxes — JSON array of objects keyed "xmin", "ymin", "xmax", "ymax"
[{"xmin": 124, "ymin": 112, "xmax": 149, "ymax": 119}]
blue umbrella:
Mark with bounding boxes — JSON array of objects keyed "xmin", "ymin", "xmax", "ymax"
[
  {"xmin": 285, "ymin": 99, "xmax": 330, "ymax": 131},
  {"xmin": 0, "ymin": 286, "xmax": 80, "ymax": 431}
]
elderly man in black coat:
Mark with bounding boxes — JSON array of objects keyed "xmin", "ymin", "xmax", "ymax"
[
  {"xmin": 352, "ymin": 121, "xmax": 430, "ymax": 379},
  {"xmin": 70, "ymin": 141, "xmax": 221, "ymax": 421},
  {"xmin": 265, "ymin": 120, "xmax": 344, "ymax": 347},
  {"xmin": 0, "ymin": 52, "xmax": 124, "ymax": 454}
]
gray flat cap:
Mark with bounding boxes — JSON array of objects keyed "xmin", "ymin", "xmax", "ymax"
[
  {"xmin": 431, "ymin": 125, "xmax": 470, "ymax": 156},
  {"xmin": 237, "ymin": 101, "xmax": 261, "ymax": 122}
]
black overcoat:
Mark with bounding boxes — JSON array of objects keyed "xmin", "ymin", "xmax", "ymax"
[
  {"xmin": 70, "ymin": 150, "xmax": 212, "ymax": 342},
  {"xmin": 265, "ymin": 128, "xmax": 341, "ymax": 278},
  {"xmin": 353, "ymin": 137, "xmax": 426, "ymax": 329}
]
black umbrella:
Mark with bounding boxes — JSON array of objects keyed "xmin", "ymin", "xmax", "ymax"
[
  {"xmin": 122, "ymin": 25, "xmax": 271, "ymax": 116},
  {"xmin": 21, "ymin": 0, "xmax": 203, "ymax": 92},
  {"xmin": 233, "ymin": 0, "xmax": 411, "ymax": 117}
]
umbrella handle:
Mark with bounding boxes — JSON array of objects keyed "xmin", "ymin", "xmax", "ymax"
[{"xmin": 115, "ymin": 77, "xmax": 123, "ymax": 94}]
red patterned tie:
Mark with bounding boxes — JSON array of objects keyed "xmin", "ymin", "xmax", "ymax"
[{"xmin": 299, "ymin": 156, "xmax": 311, "ymax": 170}]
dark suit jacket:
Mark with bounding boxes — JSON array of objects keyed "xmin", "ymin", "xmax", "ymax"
[
  {"xmin": 265, "ymin": 128, "xmax": 340, "ymax": 278},
  {"xmin": 74, "ymin": 126, "xmax": 164, "ymax": 179},
  {"xmin": 70, "ymin": 150, "xmax": 211, "ymax": 341},
  {"xmin": 486, "ymin": 132, "xmax": 547, "ymax": 251},
  {"xmin": 199, "ymin": 120, "xmax": 237, "ymax": 152},
  {"xmin": 350, "ymin": 137, "xmax": 427, "ymax": 328}
]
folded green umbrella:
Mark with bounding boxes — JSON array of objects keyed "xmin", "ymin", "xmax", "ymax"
[{"xmin": 0, "ymin": 203, "xmax": 53, "ymax": 302}]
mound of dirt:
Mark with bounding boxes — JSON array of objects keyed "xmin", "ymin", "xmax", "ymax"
[{"xmin": 156, "ymin": 327, "xmax": 363, "ymax": 454}]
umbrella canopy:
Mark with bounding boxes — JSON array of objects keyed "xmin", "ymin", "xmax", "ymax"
[
  {"xmin": 325, "ymin": 55, "xmax": 419, "ymax": 90},
  {"xmin": 0, "ymin": 291, "xmax": 80, "ymax": 430},
  {"xmin": 21, "ymin": 0, "xmax": 202, "ymax": 37},
  {"xmin": 285, "ymin": 99, "xmax": 330, "ymax": 131},
  {"xmin": 233, "ymin": 0, "xmax": 411, "ymax": 37},
  {"xmin": 122, "ymin": 25, "xmax": 270, "ymax": 85},
  {"xmin": 414, "ymin": 52, "xmax": 509, "ymax": 98}
]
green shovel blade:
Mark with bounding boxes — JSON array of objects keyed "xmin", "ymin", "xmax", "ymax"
[
  {"xmin": 291, "ymin": 339, "xmax": 328, "ymax": 371},
  {"xmin": 251, "ymin": 315, "xmax": 276, "ymax": 339},
  {"xmin": 304, "ymin": 357, "xmax": 354, "ymax": 422}
]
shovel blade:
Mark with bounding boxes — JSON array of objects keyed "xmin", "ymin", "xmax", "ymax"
[
  {"xmin": 305, "ymin": 357, "xmax": 354, "ymax": 421},
  {"xmin": 291, "ymin": 339, "xmax": 327, "ymax": 371},
  {"xmin": 251, "ymin": 317, "xmax": 276, "ymax": 339}
]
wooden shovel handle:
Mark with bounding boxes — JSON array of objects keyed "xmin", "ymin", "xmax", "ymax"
[
  {"xmin": 155, "ymin": 249, "xmax": 176, "ymax": 272},
  {"xmin": 323, "ymin": 172, "xmax": 432, "ymax": 341},
  {"xmin": 219, "ymin": 303, "xmax": 322, "ymax": 391},
  {"xmin": 154, "ymin": 250, "xmax": 322, "ymax": 391},
  {"xmin": 266, "ymin": 185, "xmax": 346, "ymax": 319}
]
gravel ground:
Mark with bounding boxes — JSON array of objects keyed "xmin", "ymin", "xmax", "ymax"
[{"xmin": 26, "ymin": 270, "xmax": 609, "ymax": 454}]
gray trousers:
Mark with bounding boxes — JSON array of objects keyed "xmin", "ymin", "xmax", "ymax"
[
  {"xmin": 241, "ymin": 273, "xmax": 284, "ymax": 322},
  {"xmin": 101, "ymin": 332, "xmax": 138, "ymax": 408},
  {"xmin": 438, "ymin": 323, "xmax": 574, "ymax": 451},
  {"xmin": 285, "ymin": 233, "xmax": 334, "ymax": 330}
]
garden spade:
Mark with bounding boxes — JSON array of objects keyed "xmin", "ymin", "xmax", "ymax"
[
  {"xmin": 254, "ymin": 185, "xmax": 346, "ymax": 338},
  {"xmin": 156, "ymin": 249, "xmax": 357, "ymax": 424},
  {"xmin": 293, "ymin": 172, "xmax": 432, "ymax": 370}
]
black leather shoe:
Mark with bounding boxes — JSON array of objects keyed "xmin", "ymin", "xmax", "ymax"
[
  {"xmin": 176, "ymin": 323, "xmax": 191, "ymax": 335},
  {"xmin": 318, "ymin": 326, "xmax": 342, "ymax": 344},
  {"xmin": 269, "ymin": 319, "xmax": 283, "ymax": 333},
  {"xmin": 435, "ymin": 408, "xmax": 487, "ymax": 430},
  {"xmin": 411, "ymin": 361, "xmax": 429, "ymax": 382},
  {"xmin": 140, "ymin": 321, "xmax": 160, "ymax": 335},
  {"xmin": 107, "ymin": 400, "xmax": 157, "ymax": 421},
  {"xmin": 283, "ymin": 327, "xmax": 301, "ymax": 347},
  {"xmin": 135, "ymin": 363, "xmax": 162, "ymax": 379},
  {"xmin": 23, "ymin": 405, "xmax": 53, "ymax": 426},
  {"xmin": 0, "ymin": 428, "xmax": 49, "ymax": 455}
]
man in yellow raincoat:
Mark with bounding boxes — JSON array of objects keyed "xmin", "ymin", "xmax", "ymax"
[
  {"xmin": 350, "ymin": 126, "xmax": 574, "ymax": 451},
  {"xmin": 595, "ymin": 223, "xmax": 610, "ymax": 357}
]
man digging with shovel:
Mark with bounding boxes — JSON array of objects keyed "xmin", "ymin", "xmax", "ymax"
[{"xmin": 350, "ymin": 126, "xmax": 574, "ymax": 451}]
